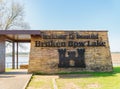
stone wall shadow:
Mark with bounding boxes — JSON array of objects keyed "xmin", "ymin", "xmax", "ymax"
[
  {"xmin": 58, "ymin": 67, "xmax": 120, "ymax": 79},
  {"xmin": 58, "ymin": 74, "xmax": 92, "ymax": 79},
  {"xmin": 0, "ymin": 76, "xmax": 15, "ymax": 78}
]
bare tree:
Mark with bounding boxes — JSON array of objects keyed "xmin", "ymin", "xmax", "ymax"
[
  {"xmin": 0, "ymin": 0, "xmax": 30, "ymax": 30},
  {"xmin": 0, "ymin": 0, "xmax": 30, "ymax": 51}
]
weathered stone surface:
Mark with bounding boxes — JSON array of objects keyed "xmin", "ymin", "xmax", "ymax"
[{"xmin": 28, "ymin": 31, "xmax": 113, "ymax": 73}]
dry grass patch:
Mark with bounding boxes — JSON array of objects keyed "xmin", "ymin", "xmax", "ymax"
[{"xmin": 27, "ymin": 76, "xmax": 54, "ymax": 89}]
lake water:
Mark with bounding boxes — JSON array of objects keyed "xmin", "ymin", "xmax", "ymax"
[{"xmin": 6, "ymin": 56, "xmax": 29, "ymax": 68}]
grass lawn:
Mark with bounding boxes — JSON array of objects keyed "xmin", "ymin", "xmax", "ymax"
[
  {"xmin": 5, "ymin": 68, "xmax": 12, "ymax": 72},
  {"xmin": 27, "ymin": 76, "xmax": 54, "ymax": 89},
  {"xmin": 26, "ymin": 67, "xmax": 120, "ymax": 89}
]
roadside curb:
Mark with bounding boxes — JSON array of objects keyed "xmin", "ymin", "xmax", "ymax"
[{"xmin": 23, "ymin": 73, "xmax": 33, "ymax": 89}]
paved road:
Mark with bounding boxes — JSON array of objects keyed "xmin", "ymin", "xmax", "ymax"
[{"xmin": 0, "ymin": 69, "xmax": 32, "ymax": 89}]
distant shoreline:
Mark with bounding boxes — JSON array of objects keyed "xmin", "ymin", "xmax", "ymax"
[{"xmin": 6, "ymin": 53, "xmax": 29, "ymax": 57}]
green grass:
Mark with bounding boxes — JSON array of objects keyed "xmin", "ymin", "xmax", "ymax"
[
  {"xmin": 27, "ymin": 67, "xmax": 120, "ymax": 89},
  {"xmin": 5, "ymin": 68, "xmax": 12, "ymax": 72},
  {"xmin": 56, "ymin": 67, "xmax": 120, "ymax": 89},
  {"xmin": 27, "ymin": 76, "xmax": 53, "ymax": 89}
]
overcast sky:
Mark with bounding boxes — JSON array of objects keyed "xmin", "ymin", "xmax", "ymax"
[{"xmin": 14, "ymin": 0, "xmax": 120, "ymax": 52}]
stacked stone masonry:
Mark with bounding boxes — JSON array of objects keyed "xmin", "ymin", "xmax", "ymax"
[{"xmin": 28, "ymin": 31, "xmax": 113, "ymax": 73}]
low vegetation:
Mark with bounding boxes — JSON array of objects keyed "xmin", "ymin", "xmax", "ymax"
[
  {"xmin": 27, "ymin": 67, "xmax": 120, "ymax": 89},
  {"xmin": 5, "ymin": 68, "xmax": 12, "ymax": 72}
]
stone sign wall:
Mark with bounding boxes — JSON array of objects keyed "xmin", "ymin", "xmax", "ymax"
[{"xmin": 28, "ymin": 31, "xmax": 113, "ymax": 73}]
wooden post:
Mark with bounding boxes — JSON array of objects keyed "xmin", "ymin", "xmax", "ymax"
[
  {"xmin": 16, "ymin": 42, "xmax": 18, "ymax": 69},
  {"xmin": 12, "ymin": 42, "xmax": 15, "ymax": 69}
]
